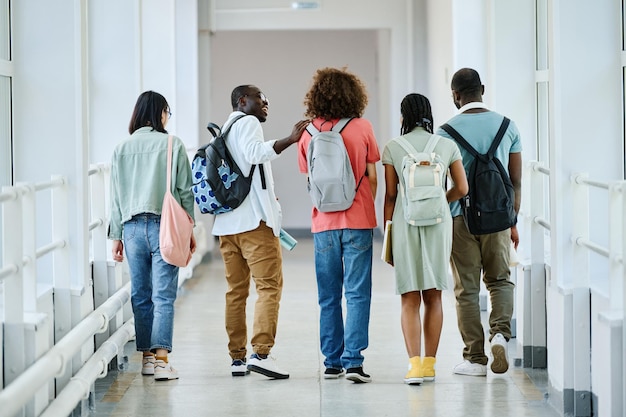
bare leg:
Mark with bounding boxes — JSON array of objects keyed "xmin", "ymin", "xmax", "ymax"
[
  {"xmin": 422, "ymin": 289, "xmax": 443, "ymax": 357},
  {"xmin": 401, "ymin": 291, "xmax": 423, "ymax": 357}
]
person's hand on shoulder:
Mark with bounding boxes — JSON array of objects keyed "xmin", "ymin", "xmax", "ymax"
[{"xmin": 290, "ymin": 120, "xmax": 310, "ymax": 144}]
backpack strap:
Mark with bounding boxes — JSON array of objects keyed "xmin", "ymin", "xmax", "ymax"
[
  {"xmin": 439, "ymin": 123, "xmax": 479, "ymax": 158},
  {"xmin": 305, "ymin": 123, "xmax": 319, "ymax": 136},
  {"xmin": 206, "ymin": 114, "xmax": 266, "ymax": 189},
  {"xmin": 332, "ymin": 118, "xmax": 353, "ymax": 133},
  {"xmin": 394, "ymin": 134, "xmax": 440, "ymax": 156},
  {"xmin": 486, "ymin": 117, "xmax": 510, "ymax": 159},
  {"xmin": 423, "ymin": 134, "xmax": 441, "ymax": 154},
  {"xmin": 440, "ymin": 117, "xmax": 510, "ymax": 162},
  {"xmin": 395, "ymin": 136, "xmax": 419, "ymax": 156},
  {"xmin": 305, "ymin": 117, "xmax": 353, "ymax": 136}
]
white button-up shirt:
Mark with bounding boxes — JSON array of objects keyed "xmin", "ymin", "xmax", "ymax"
[{"xmin": 211, "ymin": 112, "xmax": 282, "ymax": 237}]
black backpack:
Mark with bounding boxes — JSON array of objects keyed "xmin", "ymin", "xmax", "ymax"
[
  {"xmin": 440, "ymin": 117, "xmax": 516, "ymax": 235},
  {"xmin": 191, "ymin": 115, "xmax": 265, "ymax": 215}
]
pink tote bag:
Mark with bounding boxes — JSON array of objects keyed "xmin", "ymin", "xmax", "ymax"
[{"xmin": 160, "ymin": 135, "xmax": 194, "ymax": 267}]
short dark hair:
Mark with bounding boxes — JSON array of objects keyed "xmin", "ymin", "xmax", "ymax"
[
  {"xmin": 128, "ymin": 91, "xmax": 169, "ymax": 134},
  {"xmin": 231, "ymin": 85, "xmax": 254, "ymax": 109},
  {"xmin": 451, "ymin": 68, "xmax": 483, "ymax": 97}
]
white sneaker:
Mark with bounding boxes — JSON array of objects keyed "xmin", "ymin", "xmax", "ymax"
[
  {"xmin": 247, "ymin": 353, "xmax": 289, "ymax": 379},
  {"xmin": 490, "ymin": 333, "xmax": 509, "ymax": 374},
  {"xmin": 453, "ymin": 360, "xmax": 487, "ymax": 376},
  {"xmin": 231, "ymin": 359, "xmax": 250, "ymax": 377},
  {"xmin": 154, "ymin": 360, "xmax": 179, "ymax": 381},
  {"xmin": 141, "ymin": 355, "xmax": 155, "ymax": 375}
]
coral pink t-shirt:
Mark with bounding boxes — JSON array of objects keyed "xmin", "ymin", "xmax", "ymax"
[{"xmin": 298, "ymin": 117, "xmax": 380, "ymax": 233}]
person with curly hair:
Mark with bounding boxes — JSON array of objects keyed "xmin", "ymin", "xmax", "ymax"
[{"xmin": 297, "ymin": 67, "xmax": 380, "ymax": 383}]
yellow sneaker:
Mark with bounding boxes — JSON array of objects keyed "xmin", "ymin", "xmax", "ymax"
[
  {"xmin": 422, "ymin": 356, "xmax": 436, "ymax": 381},
  {"xmin": 404, "ymin": 356, "xmax": 423, "ymax": 385}
]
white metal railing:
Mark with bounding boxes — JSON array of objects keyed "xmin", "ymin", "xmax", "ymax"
[
  {"xmin": 1, "ymin": 161, "xmax": 208, "ymax": 416},
  {"xmin": 571, "ymin": 173, "xmax": 625, "ymax": 309},
  {"xmin": 0, "ymin": 283, "xmax": 131, "ymax": 417},
  {"xmin": 0, "ymin": 168, "xmax": 133, "ymax": 417},
  {"xmin": 570, "ymin": 171, "xmax": 625, "ymax": 416}
]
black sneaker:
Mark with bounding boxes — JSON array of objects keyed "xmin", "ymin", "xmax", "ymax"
[
  {"xmin": 345, "ymin": 366, "xmax": 371, "ymax": 383},
  {"xmin": 323, "ymin": 367, "xmax": 346, "ymax": 379}
]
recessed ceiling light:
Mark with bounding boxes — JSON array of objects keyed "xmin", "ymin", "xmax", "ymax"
[{"xmin": 291, "ymin": 2, "xmax": 319, "ymax": 9}]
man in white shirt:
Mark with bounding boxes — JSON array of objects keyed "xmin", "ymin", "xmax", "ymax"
[{"xmin": 212, "ymin": 84, "xmax": 308, "ymax": 379}]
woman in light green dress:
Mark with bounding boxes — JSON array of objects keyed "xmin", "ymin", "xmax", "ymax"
[{"xmin": 382, "ymin": 93, "xmax": 468, "ymax": 384}]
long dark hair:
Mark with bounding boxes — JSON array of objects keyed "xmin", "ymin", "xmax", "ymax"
[
  {"xmin": 128, "ymin": 91, "xmax": 169, "ymax": 134},
  {"xmin": 400, "ymin": 93, "xmax": 433, "ymax": 135}
]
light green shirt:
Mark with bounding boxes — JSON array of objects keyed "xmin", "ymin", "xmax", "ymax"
[{"xmin": 108, "ymin": 127, "xmax": 195, "ymax": 240}]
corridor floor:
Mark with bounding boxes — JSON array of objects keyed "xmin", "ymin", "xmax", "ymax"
[{"xmin": 90, "ymin": 237, "xmax": 559, "ymax": 417}]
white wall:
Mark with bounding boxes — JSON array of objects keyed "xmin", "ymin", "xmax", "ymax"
[
  {"xmin": 209, "ymin": 29, "xmax": 381, "ymax": 230},
  {"xmin": 202, "ymin": 0, "xmax": 423, "ymax": 231}
]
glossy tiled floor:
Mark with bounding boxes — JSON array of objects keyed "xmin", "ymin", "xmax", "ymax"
[{"xmin": 90, "ymin": 237, "xmax": 560, "ymax": 417}]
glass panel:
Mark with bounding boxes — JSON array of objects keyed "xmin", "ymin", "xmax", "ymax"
[
  {"xmin": 0, "ymin": 75, "xmax": 10, "ymax": 187},
  {"xmin": 536, "ymin": 81, "xmax": 550, "ymax": 164},
  {"xmin": 535, "ymin": 0, "xmax": 548, "ymax": 71},
  {"xmin": 623, "ymin": 0, "xmax": 626, "ymax": 50},
  {"xmin": 0, "ymin": 0, "xmax": 9, "ymax": 61}
]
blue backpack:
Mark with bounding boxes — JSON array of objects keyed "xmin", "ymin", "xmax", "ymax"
[{"xmin": 191, "ymin": 115, "xmax": 264, "ymax": 214}]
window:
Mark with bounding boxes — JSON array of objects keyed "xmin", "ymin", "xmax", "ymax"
[{"xmin": 0, "ymin": 0, "xmax": 12, "ymax": 187}]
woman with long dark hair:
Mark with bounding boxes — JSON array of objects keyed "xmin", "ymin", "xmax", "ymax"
[{"xmin": 109, "ymin": 90, "xmax": 195, "ymax": 381}]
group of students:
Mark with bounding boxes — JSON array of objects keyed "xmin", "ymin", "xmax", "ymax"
[{"xmin": 107, "ymin": 66, "xmax": 522, "ymax": 384}]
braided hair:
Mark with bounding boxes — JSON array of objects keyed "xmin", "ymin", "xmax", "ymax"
[{"xmin": 400, "ymin": 93, "xmax": 433, "ymax": 135}]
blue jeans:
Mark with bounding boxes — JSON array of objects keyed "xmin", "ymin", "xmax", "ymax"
[
  {"xmin": 313, "ymin": 229, "xmax": 373, "ymax": 370},
  {"xmin": 123, "ymin": 213, "xmax": 179, "ymax": 352}
]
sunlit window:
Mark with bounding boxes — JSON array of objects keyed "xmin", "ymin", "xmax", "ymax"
[{"xmin": 0, "ymin": 0, "xmax": 11, "ymax": 187}]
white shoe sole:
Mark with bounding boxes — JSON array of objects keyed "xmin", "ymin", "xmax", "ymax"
[
  {"xmin": 404, "ymin": 377, "xmax": 423, "ymax": 385},
  {"xmin": 323, "ymin": 370, "xmax": 345, "ymax": 379},
  {"xmin": 345, "ymin": 373, "xmax": 371, "ymax": 383}
]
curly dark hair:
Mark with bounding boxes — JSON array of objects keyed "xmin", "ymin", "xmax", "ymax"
[{"xmin": 303, "ymin": 67, "xmax": 368, "ymax": 119}]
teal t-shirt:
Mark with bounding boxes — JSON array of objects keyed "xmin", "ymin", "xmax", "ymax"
[{"xmin": 436, "ymin": 111, "xmax": 522, "ymax": 217}]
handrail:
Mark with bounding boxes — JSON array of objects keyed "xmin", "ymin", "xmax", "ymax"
[
  {"xmin": 573, "ymin": 174, "xmax": 610, "ymax": 190},
  {"xmin": 0, "ymin": 264, "xmax": 19, "ymax": 280},
  {"xmin": 573, "ymin": 237, "xmax": 610, "ymax": 258},
  {"xmin": 39, "ymin": 319, "xmax": 135, "ymax": 417},
  {"xmin": 533, "ymin": 216, "xmax": 551, "ymax": 231},
  {"xmin": 531, "ymin": 161, "xmax": 550, "ymax": 176},
  {"xmin": 33, "ymin": 177, "xmax": 65, "ymax": 192},
  {"xmin": 35, "ymin": 239, "xmax": 67, "ymax": 259},
  {"xmin": 89, "ymin": 218, "xmax": 104, "ymax": 231},
  {"xmin": 0, "ymin": 282, "xmax": 131, "ymax": 417}
]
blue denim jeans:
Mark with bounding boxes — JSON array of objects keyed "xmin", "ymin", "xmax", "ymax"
[
  {"xmin": 313, "ymin": 228, "xmax": 373, "ymax": 370},
  {"xmin": 123, "ymin": 213, "xmax": 179, "ymax": 353}
]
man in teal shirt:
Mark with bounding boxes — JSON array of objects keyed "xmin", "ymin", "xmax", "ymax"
[{"xmin": 436, "ymin": 68, "xmax": 522, "ymax": 377}]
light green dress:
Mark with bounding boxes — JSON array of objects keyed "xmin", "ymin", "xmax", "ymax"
[{"xmin": 381, "ymin": 127, "xmax": 462, "ymax": 294}]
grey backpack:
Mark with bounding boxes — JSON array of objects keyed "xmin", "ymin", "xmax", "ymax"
[
  {"xmin": 306, "ymin": 118, "xmax": 362, "ymax": 212},
  {"xmin": 394, "ymin": 134, "xmax": 449, "ymax": 226}
]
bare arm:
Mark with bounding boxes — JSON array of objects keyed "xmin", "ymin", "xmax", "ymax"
[
  {"xmin": 446, "ymin": 159, "xmax": 469, "ymax": 203},
  {"xmin": 383, "ymin": 164, "xmax": 398, "ymax": 224},
  {"xmin": 272, "ymin": 120, "xmax": 309, "ymax": 154},
  {"xmin": 366, "ymin": 162, "xmax": 377, "ymax": 200},
  {"xmin": 508, "ymin": 152, "xmax": 522, "ymax": 248}
]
